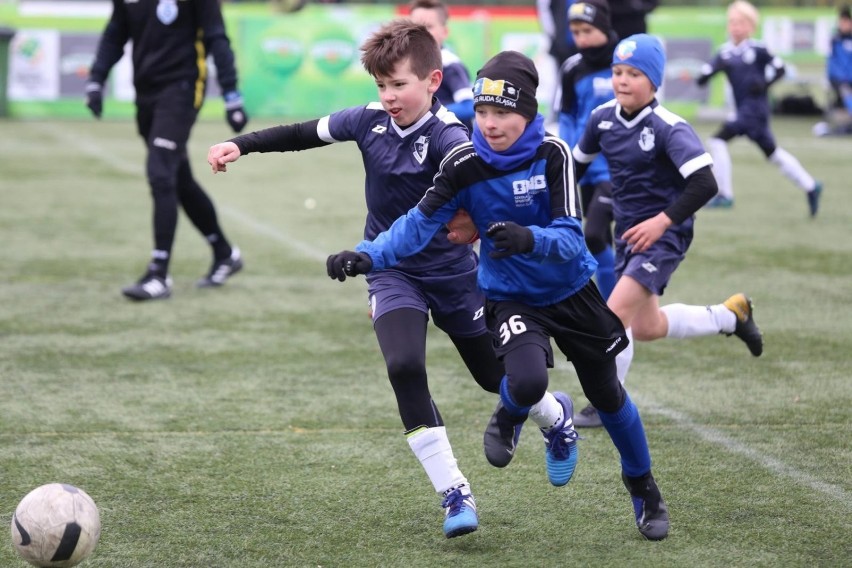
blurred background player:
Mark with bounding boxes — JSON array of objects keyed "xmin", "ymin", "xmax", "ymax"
[
  {"xmin": 86, "ymin": 0, "xmax": 248, "ymax": 301},
  {"xmin": 409, "ymin": 0, "xmax": 475, "ymax": 132},
  {"xmin": 207, "ymin": 20, "xmax": 506, "ymax": 539},
  {"xmin": 814, "ymin": 5, "xmax": 852, "ymax": 137},
  {"xmin": 559, "ymin": 0, "xmax": 619, "ymax": 327},
  {"xmin": 572, "ymin": 34, "xmax": 764, "ymax": 428},
  {"xmin": 696, "ymin": 0, "xmax": 822, "ymax": 215}
]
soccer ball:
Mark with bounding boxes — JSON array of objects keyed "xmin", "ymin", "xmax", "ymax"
[{"xmin": 10, "ymin": 483, "xmax": 101, "ymax": 568}]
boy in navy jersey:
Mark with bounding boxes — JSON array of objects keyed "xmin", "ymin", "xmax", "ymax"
[
  {"xmin": 328, "ymin": 50, "xmax": 670, "ymax": 541},
  {"xmin": 560, "ymin": 0, "xmax": 618, "ymax": 299},
  {"xmin": 572, "ymin": 34, "xmax": 764, "ymax": 426},
  {"xmin": 207, "ymin": 20, "xmax": 504, "ymax": 539},
  {"xmin": 697, "ymin": 0, "xmax": 822, "ymax": 215},
  {"xmin": 409, "ymin": 0, "xmax": 475, "ymax": 132}
]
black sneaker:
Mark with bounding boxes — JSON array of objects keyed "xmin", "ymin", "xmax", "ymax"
[
  {"xmin": 197, "ymin": 246, "xmax": 243, "ymax": 288},
  {"xmin": 483, "ymin": 401, "xmax": 524, "ymax": 468},
  {"xmin": 622, "ymin": 472, "xmax": 669, "ymax": 541},
  {"xmin": 807, "ymin": 182, "xmax": 822, "ymax": 217},
  {"xmin": 121, "ymin": 272, "xmax": 172, "ymax": 301},
  {"xmin": 573, "ymin": 403, "xmax": 603, "ymax": 428},
  {"xmin": 722, "ymin": 293, "xmax": 763, "ymax": 357}
]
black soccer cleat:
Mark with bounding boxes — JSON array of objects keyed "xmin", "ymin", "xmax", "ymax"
[
  {"xmin": 573, "ymin": 403, "xmax": 604, "ymax": 428},
  {"xmin": 623, "ymin": 471, "xmax": 669, "ymax": 541},
  {"xmin": 722, "ymin": 293, "xmax": 763, "ymax": 357},
  {"xmin": 121, "ymin": 272, "xmax": 172, "ymax": 301},
  {"xmin": 483, "ymin": 401, "xmax": 524, "ymax": 468},
  {"xmin": 806, "ymin": 182, "xmax": 822, "ymax": 218},
  {"xmin": 197, "ymin": 246, "xmax": 243, "ymax": 288}
]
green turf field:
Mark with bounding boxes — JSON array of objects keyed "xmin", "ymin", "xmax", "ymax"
[{"xmin": 1, "ymin": 115, "xmax": 850, "ymax": 567}]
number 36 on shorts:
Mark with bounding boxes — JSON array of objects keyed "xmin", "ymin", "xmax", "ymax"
[{"xmin": 498, "ymin": 314, "xmax": 527, "ymax": 345}]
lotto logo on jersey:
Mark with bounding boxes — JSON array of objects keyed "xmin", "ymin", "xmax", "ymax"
[{"xmin": 512, "ymin": 175, "xmax": 546, "ymax": 207}]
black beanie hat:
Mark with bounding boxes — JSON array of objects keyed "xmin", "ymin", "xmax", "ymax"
[
  {"xmin": 841, "ymin": 5, "xmax": 851, "ymax": 19},
  {"xmin": 473, "ymin": 51, "xmax": 539, "ymax": 121},
  {"xmin": 568, "ymin": 0, "xmax": 612, "ymax": 36}
]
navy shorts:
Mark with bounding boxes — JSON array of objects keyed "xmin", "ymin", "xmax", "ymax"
[
  {"xmin": 486, "ymin": 281, "xmax": 628, "ymax": 364},
  {"xmin": 614, "ymin": 229, "xmax": 692, "ymax": 296},
  {"xmin": 365, "ymin": 254, "xmax": 487, "ymax": 338}
]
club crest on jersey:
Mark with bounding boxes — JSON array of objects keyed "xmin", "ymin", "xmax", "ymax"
[
  {"xmin": 412, "ymin": 135, "xmax": 429, "ymax": 164},
  {"xmin": 638, "ymin": 126, "xmax": 655, "ymax": 151},
  {"xmin": 157, "ymin": 0, "xmax": 178, "ymax": 25}
]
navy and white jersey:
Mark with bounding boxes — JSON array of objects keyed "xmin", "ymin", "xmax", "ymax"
[
  {"xmin": 573, "ymin": 99, "xmax": 713, "ymax": 237},
  {"xmin": 356, "ymin": 129, "xmax": 597, "ymax": 307},
  {"xmin": 436, "ymin": 49, "xmax": 473, "ymax": 110},
  {"xmin": 234, "ymin": 98, "xmax": 472, "ymax": 274},
  {"xmin": 436, "ymin": 48, "xmax": 474, "ymax": 131},
  {"xmin": 697, "ymin": 39, "xmax": 785, "ymax": 120},
  {"xmin": 559, "ymin": 45, "xmax": 616, "ymax": 186}
]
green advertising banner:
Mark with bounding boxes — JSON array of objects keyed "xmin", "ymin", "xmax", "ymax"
[{"xmin": 0, "ymin": 3, "xmax": 838, "ymax": 120}]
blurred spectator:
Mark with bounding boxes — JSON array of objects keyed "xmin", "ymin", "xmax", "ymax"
[{"xmin": 814, "ymin": 5, "xmax": 852, "ymax": 136}]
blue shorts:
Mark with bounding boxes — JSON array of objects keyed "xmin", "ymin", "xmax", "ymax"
[
  {"xmin": 614, "ymin": 229, "xmax": 692, "ymax": 296},
  {"xmin": 365, "ymin": 254, "xmax": 487, "ymax": 338}
]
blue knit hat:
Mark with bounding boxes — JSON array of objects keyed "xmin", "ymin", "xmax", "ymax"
[{"xmin": 612, "ymin": 33, "xmax": 665, "ymax": 89}]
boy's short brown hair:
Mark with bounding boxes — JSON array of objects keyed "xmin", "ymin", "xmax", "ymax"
[
  {"xmin": 408, "ymin": 0, "xmax": 449, "ymax": 24},
  {"xmin": 360, "ymin": 19, "xmax": 442, "ymax": 79}
]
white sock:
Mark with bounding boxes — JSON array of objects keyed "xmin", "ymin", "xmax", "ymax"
[
  {"xmin": 528, "ymin": 392, "xmax": 563, "ymax": 431},
  {"xmin": 707, "ymin": 137, "xmax": 734, "ymax": 199},
  {"xmin": 406, "ymin": 426, "xmax": 468, "ymax": 495},
  {"xmin": 661, "ymin": 303, "xmax": 737, "ymax": 338},
  {"xmin": 615, "ymin": 327, "xmax": 634, "ymax": 386},
  {"xmin": 769, "ymin": 147, "xmax": 816, "ymax": 192}
]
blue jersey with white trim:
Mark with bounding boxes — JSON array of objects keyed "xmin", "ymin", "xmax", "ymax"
[
  {"xmin": 356, "ymin": 131, "xmax": 597, "ymax": 307},
  {"xmin": 321, "ymin": 98, "xmax": 472, "ymax": 274},
  {"xmin": 574, "ymin": 99, "xmax": 713, "ymax": 237}
]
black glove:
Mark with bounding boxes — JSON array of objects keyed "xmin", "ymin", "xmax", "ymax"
[
  {"xmin": 85, "ymin": 82, "xmax": 103, "ymax": 118},
  {"xmin": 486, "ymin": 221, "xmax": 534, "ymax": 259},
  {"xmin": 224, "ymin": 90, "xmax": 249, "ymax": 133},
  {"xmin": 326, "ymin": 251, "xmax": 373, "ymax": 282}
]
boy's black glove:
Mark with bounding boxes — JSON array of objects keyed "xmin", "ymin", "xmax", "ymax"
[
  {"xmin": 486, "ymin": 221, "xmax": 533, "ymax": 259},
  {"xmin": 327, "ymin": 251, "xmax": 373, "ymax": 281},
  {"xmin": 224, "ymin": 91, "xmax": 249, "ymax": 133},
  {"xmin": 85, "ymin": 82, "xmax": 103, "ymax": 118}
]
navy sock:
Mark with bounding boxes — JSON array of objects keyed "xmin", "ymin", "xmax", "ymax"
[
  {"xmin": 593, "ymin": 246, "xmax": 616, "ymax": 300},
  {"xmin": 597, "ymin": 393, "xmax": 651, "ymax": 477},
  {"xmin": 499, "ymin": 376, "xmax": 531, "ymax": 418}
]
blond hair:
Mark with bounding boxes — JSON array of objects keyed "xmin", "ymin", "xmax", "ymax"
[{"xmin": 728, "ymin": 0, "xmax": 759, "ymax": 28}]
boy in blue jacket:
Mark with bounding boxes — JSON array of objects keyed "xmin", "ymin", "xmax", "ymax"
[{"xmin": 328, "ymin": 50, "xmax": 670, "ymax": 541}]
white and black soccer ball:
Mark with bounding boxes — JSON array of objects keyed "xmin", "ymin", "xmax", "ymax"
[{"xmin": 10, "ymin": 483, "xmax": 101, "ymax": 568}]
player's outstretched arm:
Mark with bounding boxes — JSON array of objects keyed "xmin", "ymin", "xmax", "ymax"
[{"xmin": 207, "ymin": 142, "xmax": 242, "ymax": 174}]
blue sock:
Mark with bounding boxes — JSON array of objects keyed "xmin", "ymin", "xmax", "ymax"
[
  {"xmin": 593, "ymin": 246, "xmax": 616, "ymax": 300},
  {"xmin": 597, "ymin": 393, "xmax": 651, "ymax": 477},
  {"xmin": 499, "ymin": 376, "xmax": 531, "ymax": 418},
  {"xmin": 843, "ymin": 94, "xmax": 852, "ymax": 115}
]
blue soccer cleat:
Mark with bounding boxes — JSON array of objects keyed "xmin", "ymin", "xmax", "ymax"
[
  {"xmin": 441, "ymin": 487, "xmax": 478, "ymax": 538},
  {"xmin": 542, "ymin": 392, "xmax": 579, "ymax": 487}
]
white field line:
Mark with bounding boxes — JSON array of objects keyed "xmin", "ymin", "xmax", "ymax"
[
  {"xmin": 49, "ymin": 122, "xmax": 852, "ymax": 509},
  {"xmin": 633, "ymin": 394, "xmax": 852, "ymax": 508}
]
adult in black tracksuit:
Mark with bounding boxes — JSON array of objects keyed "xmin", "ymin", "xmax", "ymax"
[{"xmin": 87, "ymin": 0, "xmax": 248, "ymax": 301}]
